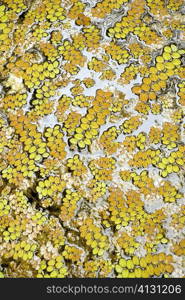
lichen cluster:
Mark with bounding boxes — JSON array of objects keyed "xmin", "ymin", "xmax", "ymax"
[{"xmin": 0, "ymin": 0, "xmax": 184, "ymax": 278}]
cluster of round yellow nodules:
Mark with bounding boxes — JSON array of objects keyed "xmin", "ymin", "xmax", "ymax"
[
  {"xmin": 89, "ymin": 157, "xmax": 116, "ymax": 181},
  {"xmin": 11, "ymin": 191, "xmax": 29, "ymax": 213},
  {"xmin": 115, "ymin": 252, "xmax": 174, "ymax": 278},
  {"xmin": 2, "ymin": 151, "xmax": 39, "ymax": 183},
  {"xmin": 5, "ymin": 242, "xmax": 37, "ymax": 261},
  {"xmin": 24, "ymin": 137, "xmax": 49, "ymax": 162},
  {"xmin": 72, "ymin": 94, "xmax": 93, "ymax": 108},
  {"xmin": 155, "ymin": 44, "xmax": 184, "ymax": 74},
  {"xmin": 2, "ymin": 93, "xmax": 27, "ymax": 110},
  {"xmin": 171, "ymin": 109, "xmax": 184, "ymax": 123},
  {"xmin": 88, "ymin": 57, "xmax": 106, "ymax": 72},
  {"xmin": 149, "ymin": 126, "xmax": 161, "ymax": 144},
  {"xmin": 39, "ymin": 41, "xmax": 59, "ymax": 61},
  {"xmin": 60, "ymin": 189, "xmax": 81, "ymax": 222},
  {"xmin": 135, "ymin": 132, "xmax": 146, "ymax": 150},
  {"xmin": 69, "ymin": 89, "xmax": 112, "ymax": 148},
  {"xmin": 120, "ymin": 64, "xmax": 139, "ymax": 84},
  {"xmin": 84, "ymin": 260, "xmax": 99, "ymax": 277},
  {"xmin": 131, "ymin": 169, "xmax": 155, "ymax": 188},
  {"xmin": 120, "ymin": 170, "xmax": 133, "ymax": 182},
  {"xmin": 79, "ymin": 218, "xmax": 109, "ymax": 256},
  {"xmin": 87, "ymin": 179, "xmax": 107, "ymax": 201},
  {"xmin": 135, "ymin": 101, "xmax": 150, "ymax": 115},
  {"xmin": 110, "ymin": 100, "xmax": 123, "ymax": 113},
  {"xmin": 117, "ymin": 232, "xmax": 139, "ymax": 255},
  {"xmin": 178, "ymin": 81, "xmax": 185, "ymax": 106},
  {"xmin": 99, "ymin": 126, "xmax": 120, "ymax": 154},
  {"xmin": 75, "ymin": 12, "xmax": 91, "ymax": 26},
  {"xmin": 128, "ymin": 42, "xmax": 150, "ymax": 60},
  {"xmin": 91, "ymin": 0, "xmax": 129, "ymax": 18},
  {"xmin": 151, "ymin": 103, "xmax": 161, "ymax": 114},
  {"xmin": 2, "ymin": 221, "xmax": 23, "ymax": 242},
  {"xmin": 171, "ymin": 205, "xmax": 185, "ymax": 230},
  {"xmin": 51, "ymin": 30, "xmax": 62, "ymax": 45},
  {"xmin": 0, "ymin": 0, "xmax": 184, "ymax": 279},
  {"xmin": 70, "ymin": 83, "xmax": 84, "ymax": 96},
  {"xmin": 3, "ymin": 0, "xmax": 27, "ymax": 14},
  {"xmin": 107, "ymin": 188, "xmax": 130, "ymax": 228},
  {"xmin": 62, "ymin": 245, "xmax": 83, "ymax": 262},
  {"xmin": 32, "ymin": 26, "xmax": 48, "ymax": 41},
  {"xmin": 122, "ymin": 135, "xmax": 136, "ymax": 152},
  {"xmin": 68, "ymin": 0, "xmax": 85, "ymax": 19},
  {"xmin": 31, "ymin": 211, "xmax": 47, "ymax": 225},
  {"xmin": 44, "ymin": 0, "xmax": 66, "ymax": 23},
  {"xmin": 69, "ymin": 117, "xmax": 99, "ymax": 148},
  {"xmin": 158, "ymin": 181, "xmax": 182, "ymax": 203},
  {"xmin": 44, "ymin": 125, "xmax": 66, "ymax": 159},
  {"xmin": 24, "ymin": 59, "xmax": 59, "ymax": 89},
  {"xmin": 129, "ymin": 149, "xmax": 160, "ymax": 168},
  {"xmin": 83, "ymin": 25, "xmax": 101, "ymax": 49},
  {"xmin": 56, "ymin": 94, "xmax": 71, "ymax": 122},
  {"xmin": 105, "ymin": 42, "xmax": 130, "ymax": 65},
  {"xmin": 37, "ymin": 255, "xmax": 68, "ymax": 278},
  {"xmin": 0, "ymin": 199, "xmax": 10, "ymax": 217},
  {"xmin": 172, "ymin": 239, "xmax": 185, "ymax": 256},
  {"xmin": 36, "ymin": 176, "xmax": 66, "ymax": 200},
  {"xmin": 82, "ymin": 77, "xmax": 95, "ymax": 88},
  {"xmin": 67, "ymin": 154, "xmax": 87, "ymax": 176},
  {"xmin": 63, "ymin": 111, "xmax": 81, "ymax": 136},
  {"xmin": 59, "ymin": 40, "xmax": 85, "ymax": 74},
  {"xmin": 158, "ymin": 147, "xmax": 184, "ymax": 177},
  {"xmin": 100, "ymin": 68, "xmax": 116, "ymax": 81},
  {"xmin": 32, "ymin": 81, "xmax": 57, "ymax": 107},
  {"xmin": 167, "ymin": 0, "xmax": 184, "ymax": 11},
  {"xmin": 0, "ymin": 134, "xmax": 8, "ymax": 154},
  {"xmin": 107, "ymin": 0, "xmax": 161, "ymax": 45},
  {"xmin": 120, "ymin": 116, "xmax": 142, "ymax": 134}
]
